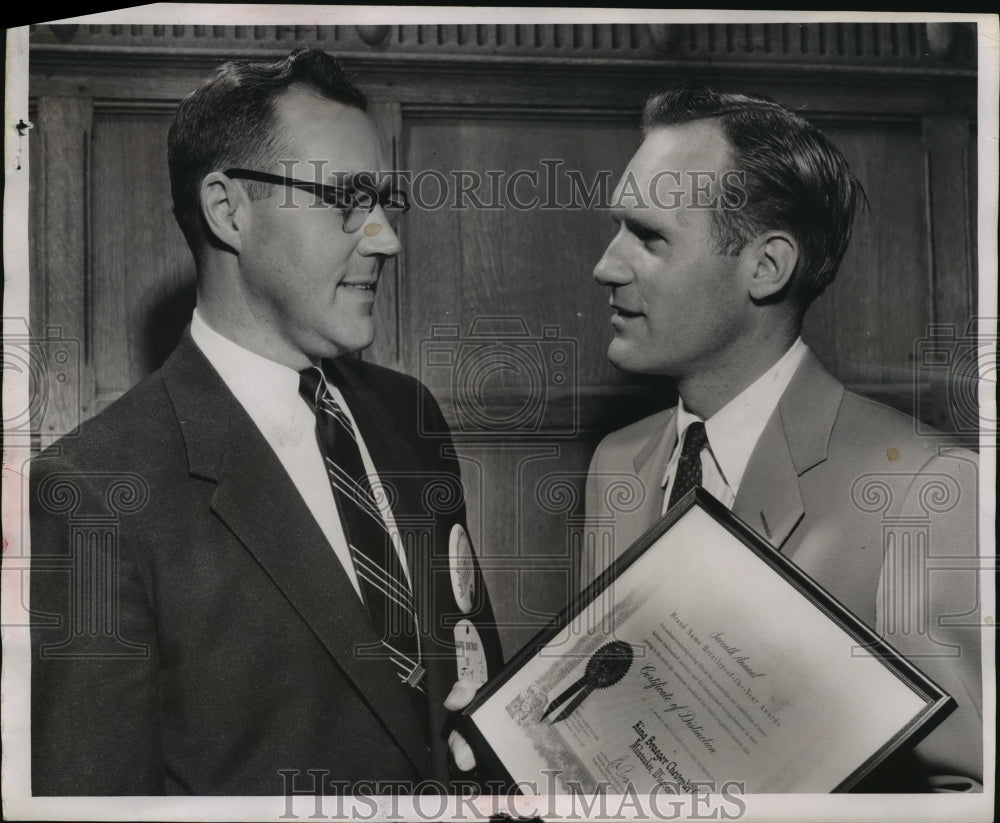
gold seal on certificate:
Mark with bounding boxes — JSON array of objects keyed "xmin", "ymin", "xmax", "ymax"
[
  {"xmin": 541, "ymin": 641, "xmax": 633, "ymax": 723},
  {"xmin": 463, "ymin": 490, "xmax": 955, "ymax": 794},
  {"xmin": 449, "ymin": 523, "xmax": 475, "ymax": 613}
]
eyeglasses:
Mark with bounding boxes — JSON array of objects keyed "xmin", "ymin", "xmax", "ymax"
[{"xmin": 223, "ymin": 168, "xmax": 410, "ymax": 233}]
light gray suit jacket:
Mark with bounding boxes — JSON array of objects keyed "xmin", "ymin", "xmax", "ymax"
[{"xmin": 585, "ymin": 350, "xmax": 982, "ymax": 789}]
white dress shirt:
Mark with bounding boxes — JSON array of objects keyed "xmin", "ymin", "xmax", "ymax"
[
  {"xmin": 661, "ymin": 338, "xmax": 810, "ymax": 514},
  {"xmin": 190, "ymin": 308, "xmax": 411, "ymax": 597}
]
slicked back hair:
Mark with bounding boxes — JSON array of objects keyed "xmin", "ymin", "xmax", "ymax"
[
  {"xmin": 168, "ymin": 48, "xmax": 367, "ymax": 250},
  {"xmin": 642, "ymin": 85, "xmax": 866, "ymax": 309}
]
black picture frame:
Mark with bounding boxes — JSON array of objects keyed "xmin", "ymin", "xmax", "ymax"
[{"xmin": 463, "ymin": 488, "xmax": 956, "ymax": 794}]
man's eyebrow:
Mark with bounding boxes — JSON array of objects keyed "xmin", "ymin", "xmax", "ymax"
[
  {"xmin": 323, "ymin": 171, "xmax": 359, "ymax": 188},
  {"xmin": 327, "ymin": 171, "xmax": 395, "ymax": 191},
  {"xmin": 610, "ymin": 207, "xmax": 657, "ymax": 227},
  {"xmin": 618, "ymin": 212, "xmax": 663, "ymax": 237}
]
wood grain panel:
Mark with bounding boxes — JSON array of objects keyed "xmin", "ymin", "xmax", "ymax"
[
  {"xmin": 364, "ymin": 101, "xmax": 404, "ymax": 370},
  {"xmin": 803, "ymin": 123, "xmax": 929, "ymax": 407},
  {"xmin": 29, "ymin": 53, "xmax": 977, "ymax": 120},
  {"xmin": 920, "ymin": 115, "xmax": 978, "ymax": 435},
  {"xmin": 924, "ymin": 116, "xmax": 975, "ymax": 327},
  {"xmin": 90, "ymin": 113, "xmax": 195, "ymax": 405},
  {"xmin": 30, "ymin": 23, "xmax": 977, "ymax": 69},
  {"xmin": 35, "ymin": 97, "xmax": 95, "ymax": 445},
  {"xmin": 401, "ymin": 115, "xmax": 671, "ymax": 436},
  {"xmin": 455, "ymin": 438, "xmax": 598, "ymax": 659}
]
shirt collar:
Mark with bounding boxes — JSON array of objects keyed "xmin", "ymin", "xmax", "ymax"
[
  {"xmin": 666, "ymin": 338, "xmax": 809, "ymax": 495},
  {"xmin": 189, "ymin": 308, "xmax": 310, "ymax": 436}
]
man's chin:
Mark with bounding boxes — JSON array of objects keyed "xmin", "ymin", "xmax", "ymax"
[
  {"xmin": 312, "ymin": 324, "xmax": 376, "ymax": 360},
  {"xmin": 606, "ymin": 338, "xmax": 639, "ymax": 373}
]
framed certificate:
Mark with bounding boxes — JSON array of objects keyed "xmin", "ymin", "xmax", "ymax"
[{"xmin": 463, "ymin": 489, "xmax": 955, "ymax": 794}]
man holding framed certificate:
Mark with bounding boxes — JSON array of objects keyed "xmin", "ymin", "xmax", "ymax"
[
  {"xmin": 463, "ymin": 85, "xmax": 983, "ymax": 797},
  {"xmin": 578, "ymin": 86, "xmax": 982, "ymax": 791},
  {"xmin": 466, "ymin": 491, "xmax": 962, "ymax": 794}
]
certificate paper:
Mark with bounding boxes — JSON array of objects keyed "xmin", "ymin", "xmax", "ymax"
[{"xmin": 466, "ymin": 491, "xmax": 955, "ymax": 794}]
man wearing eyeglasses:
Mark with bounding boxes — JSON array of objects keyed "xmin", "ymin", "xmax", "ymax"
[{"xmin": 30, "ymin": 48, "xmax": 502, "ymax": 796}]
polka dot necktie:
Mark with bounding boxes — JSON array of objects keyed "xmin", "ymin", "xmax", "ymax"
[
  {"xmin": 299, "ymin": 364, "xmax": 425, "ymax": 693},
  {"xmin": 667, "ymin": 421, "xmax": 708, "ymax": 511}
]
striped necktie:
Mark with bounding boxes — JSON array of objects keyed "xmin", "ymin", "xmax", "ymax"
[
  {"xmin": 299, "ymin": 364, "xmax": 425, "ymax": 693},
  {"xmin": 667, "ymin": 421, "xmax": 708, "ymax": 511}
]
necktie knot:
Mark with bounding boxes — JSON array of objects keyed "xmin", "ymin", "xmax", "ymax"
[
  {"xmin": 298, "ymin": 365, "xmax": 326, "ymax": 412},
  {"xmin": 681, "ymin": 421, "xmax": 708, "ymax": 459},
  {"xmin": 667, "ymin": 420, "xmax": 709, "ymax": 511}
]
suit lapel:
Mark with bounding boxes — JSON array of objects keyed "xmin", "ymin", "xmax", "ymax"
[
  {"xmin": 732, "ymin": 420, "xmax": 805, "ymax": 549},
  {"xmin": 160, "ymin": 336, "xmax": 431, "ymax": 774},
  {"xmin": 629, "ymin": 410, "xmax": 678, "ymax": 547},
  {"xmin": 734, "ymin": 350, "xmax": 844, "ymax": 550}
]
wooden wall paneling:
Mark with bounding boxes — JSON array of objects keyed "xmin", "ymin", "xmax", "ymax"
[
  {"xmin": 316, "ymin": 68, "xmax": 980, "ymax": 119},
  {"xmin": 400, "ymin": 113, "xmax": 676, "ymax": 658},
  {"xmin": 29, "ymin": 23, "xmax": 977, "ymax": 71},
  {"xmin": 364, "ymin": 101, "xmax": 403, "ymax": 371},
  {"xmin": 921, "ymin": 114, "xmax": 978, "ymax": 435},
  {"xmin": 29, "ymin": 66, "xmax": 222, "ymax": 105},
  {"xmin": 90, "ymin": 112, "xmax": 194, "ymax": 411},
  {"xmin": 967, "ymin": 121, "xmax": 978, "ymax": 320},
  {"xmin": 400, "ymin": 113, "xmax": 668, "ymax": 434},
  {"xmin": 802, "ymin": 122, "xmax": 929, "ymax": 413},
  {"xmin": 398, "ymin": 117, "xmax": 469, "ymax": 385},
  {"xmin": 443, "ymin": 117, "xmax": 638, "ymax": 390},
  {"xmin": 399, "ymin": 118, "xmax": 495, "ymax": 643},
  {"xmin": 29, "ymin": 49, "xmax": 977, "ymax": 122},
  {"xmin": 513, "ymin": 439, "xmax": 598, "ymax": 627},
  {"xmin": 35, "ymin": 96, "xmax": 96, "ymax": 447},
  {"xmin": 455, "ymin": 439, "xmax": 599, "ymax": 659},
  {"xmin": 868, "ymin": 127, "xmax": 936, "ymax": 378},
  {"xmin": 924, "ymin": 116, "xmax": 976, "ymax": 327},
  {"xmin": 455, "ymin": 444, "xmax": 555, "ymax": 658}
]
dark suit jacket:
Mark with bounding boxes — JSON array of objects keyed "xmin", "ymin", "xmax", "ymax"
[
  {"xmin": 585, "ymin": 350, "xmax": 982, "ymax": 789},
  {"xmin": 30, "ymin": 333, "xmax": 503, "ymax": 795}
]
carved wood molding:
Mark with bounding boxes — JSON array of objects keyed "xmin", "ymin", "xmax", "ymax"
[
  {"xmin": 30, "ymin": 50, "xmax": 977, "ymax": 119},
  {"xmin": 65, "ymin": 99, "xmax": 953, "ymax": 133},
  {"xmin": 29, "ymin": 22, "xmax": 977, "ymax": 69}
]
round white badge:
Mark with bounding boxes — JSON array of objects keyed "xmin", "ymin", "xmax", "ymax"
[
  {"xmin": 454, "ymin": 619, "xmax": 488, "ymax": 686},
  {"xmin": 448, "ymin": 523, "xmax": 475, "ymax": 614}
]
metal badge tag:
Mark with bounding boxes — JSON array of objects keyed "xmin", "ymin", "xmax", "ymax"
[
  {"xmin": 448, "ymin": 523, "xmax": 475, "ymax": 613},
  {"xmin": 454, "ymin": 619, "xmax": 488, "ymax": 686}
]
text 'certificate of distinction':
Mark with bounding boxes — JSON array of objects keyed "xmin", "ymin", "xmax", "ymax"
[{"xmin": 466, "ymin": 492, "xmax": 953, "ymax": 794}]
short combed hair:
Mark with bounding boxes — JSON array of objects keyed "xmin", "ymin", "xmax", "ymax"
[
  {"xmin": 642, "ymin": 85, "xmax": 867, "ymax": 308},
  {"xmin": 167, "ymin": 48, "xmax": 367, "ymax": 248}
]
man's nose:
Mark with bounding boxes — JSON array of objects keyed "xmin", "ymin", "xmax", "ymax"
[
  {"xmin": 357, "ymin": 207, "xmax": 402, "ymax": 258},
  {"xmin": 593, "ymin": 236, "xmax": 632, "ymax": 286}
]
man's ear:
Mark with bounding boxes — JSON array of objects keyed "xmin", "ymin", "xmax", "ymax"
[
  {"xmin": 199, "ymin": 172, "xmax": 248, "ymax": 254},
  {"xmin": 746, "ymin": 231, "xmax": 799, "ymax": 301}
]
